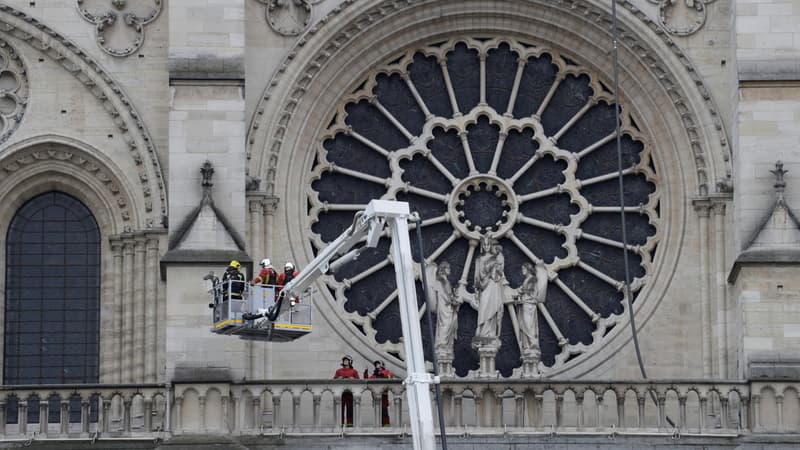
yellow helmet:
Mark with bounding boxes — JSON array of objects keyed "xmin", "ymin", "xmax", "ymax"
[{"xmin": 229, "ymin": 260, "xmax": 241, "ymax": 270}]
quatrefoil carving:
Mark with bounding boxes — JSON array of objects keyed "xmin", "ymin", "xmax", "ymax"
[
  {"xmin": 647, "ymin": 0, "xmax": 717, "ymax": 36},
  {"xmin": 255, "ymin": 0, "xmax": 325, "ymax": 37},
  {"xmin": 77, "ymin": 0, "xmax": 162, "ymax": 57}
]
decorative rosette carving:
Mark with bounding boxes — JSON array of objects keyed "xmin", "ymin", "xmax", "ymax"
[
  {"xmin": 255, "ymin": 0, "xmax": 323, "ymax": 36},
  {"xmin": 0, "ymin": 39, "xmax": 28, "ymax": 145},
  {"xmin": 647, "ymin": 0, "xmax": 717, "ymax": 36},
  {"xmin": 77, "ymin": 0, "xmax": 162, "ymax": 57}
]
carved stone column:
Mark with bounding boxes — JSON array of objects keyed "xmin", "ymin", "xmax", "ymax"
[
  {"xmin": 693, "ymin": 201, "xmax": 712, "ymax": 378},
  {"xmin": 134, "ymin": 236, "xmax": 147, "ymax": 382},
  {"xmin": 111, "ymin": 240, "xmax": 124, "ymax": 383},
  {"xmin": 122, "ymin": 241, "xmax": 135, "ymax": 383},
  {"xmin": 712, "ymin": 202, "xmax": 728, "ymax": 378},
  {"xmin": 262, "ymin": 197, "xmax": 279, "ymax": 378},
  {"xmin": 145, "ymin": 235, "xmax": 161, "ymax": 382}
]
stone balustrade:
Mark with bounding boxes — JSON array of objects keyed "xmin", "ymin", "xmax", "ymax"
[{"xmin": 0, "ymin": 380, "xmax": 797, "ymax": 441}]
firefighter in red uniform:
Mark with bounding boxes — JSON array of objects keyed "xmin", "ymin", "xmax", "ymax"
[
  {"xmin": 333, "ymin": 355, "xmax": 359, "ymax": 427},
  {"xmin": 253, "ymin": 258, "xmax": 278, "ymax": 285},
  {"xmin": 277, "ymin": 262, "xmax": 300, "ymax": 304},
  {"xmin": 277, "ymin": 261, "xmax": 299, "ymax": 286},
  {"xmin": 367, "ymin": 360, "xmax": 393, "ymax": 426}
]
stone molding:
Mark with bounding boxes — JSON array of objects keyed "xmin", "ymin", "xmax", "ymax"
[
  {"xmin": 247, "ymin": 0, "xmax": 731, "ymax": 198},
  {"xmin": 76, "ymin": 0, "xmax": 163, "ymax": 57},
  {"xmin": 0, "ymin": 135, "xmax": 143, "ymax": 233},
  {"xmin": 0, "ymin": 4, "xmax": 167, "ymax": 228}
]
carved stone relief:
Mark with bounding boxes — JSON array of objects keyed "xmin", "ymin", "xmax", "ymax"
[
  {"xmin": 647, "ymin": 0, "xmax": 717, "ymax": 36},
  {"xmin": 255, "ymin": 0, "xmax": 323, "ymax": 36},
  {"xmin": 0, "ymin": 38, "xmax": 27, "ymax": 145},
  {"xmin": 308, "ymin": 37, "xmax": 662, "ymax": 377},
  {"xmin": 77, "ymin": 0, "xmax": 162, "ymax": 57}
]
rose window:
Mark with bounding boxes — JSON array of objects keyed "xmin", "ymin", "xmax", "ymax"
[{"xmin": 307, "ymin": 38, "xmax": 660, "ymax": 377}]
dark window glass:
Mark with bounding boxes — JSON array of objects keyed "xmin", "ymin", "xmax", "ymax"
[{"xmin": 4, "ymin": 192, "xmax": 100, "ymax": 385}]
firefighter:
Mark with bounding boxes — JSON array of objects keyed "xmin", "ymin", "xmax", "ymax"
[
  {"xmin": 221, "ymin": 260, "xmax": 245, "ymax": 301},
  {"xmin": 253, "ymin": 258, "xmax": 278, "ymax": 285},
  {"xmin": 368, "ymin": 360, "xmax": 393, "ymax": 426},
  {"xmin": 333, "ymin": 355, "xmax": 359, "ymax": 427},
  {"xmin": 277, "ymin": 261, "xmax": 299, "ymax": 286}
]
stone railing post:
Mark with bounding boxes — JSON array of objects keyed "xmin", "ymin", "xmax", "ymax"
[
  {"xmin": 60, "ymin": 399, "xmax": 69, "ymax": 436},
  {"xmin": 575, "ymin": 392, "xmax": 585, "ymax": 429},
  {"xmin": 678, "ymin": 395, "xmax": 687, "ymax": 431},
  {"xmin": 272, "ymin": 395, "xmax": 281, "ymax": 428},
  {"xmin": 292, "ymin": 393, "xmax": 301, "ymax": 429},
  {"xmin": 312, "ymin": 394, "xmax": 321, "ymax": 430},
  {"xmin": 81, "ymin": 399, "xmax": 90, "ymax": 435},
  {"xmin": 353, "ymin": 395, "xmax": 361, "ymax": 428},
  {"xmin": 720, "ymin": 396, "xmax": 729, "ymax": 430},
  {"xmin": 174, "ymin": 396, "xmax": 183, "ymax": 433},
  {"xmin": 453, "ymin": 393, "xmax": 463, "ymax": 428},
  {"xmin": 776, "ymin": 395, "xmax": 784, "ymax": 431},
  {"xmin": 252, "ymin": 397, "xmax": 261, "ymax": 431},
  {"xmin": 19, "ymin": 401, "xmax": 27, "ymax": 435},
  {"xmin": 0, "ymin": 400, "xmax": 6, "ymax": 436},
  {"xmin": 752, "ymin": 394, "xmax": 761, "ymax": 432},
  {"xmin": 555, "ymin": 393, "xmax": 564, "ymax": 428},
  {"xmin": 333, "ymin": 393, "xmax": 342, "ymax": 428},
  {"xmin": 614, "ymin": 389, "xmax": 625, "ymax": 429},
  {"xmin": 636, "ymin": 393, "xmax": 646, "ymax": 429},
  {"xmin": 595, "ymin": 391, "xmax": 603, "ymax": 429},
  {"xmin": 123, "ymin": 398, "xmax": 132, "ymax": 433},
  {"xmin": 514, "ymin": 393, "xmax": 524, "ymax": 427},
  {"xmin": 656, "ymin": 393, "xmax": 666, "ymax": 430},
  {"xmin": 144, "ymin": 397, "xmax": 153, "ymax": 432},
  {"xmin": 39, "ymin": 398, "xmax": 48, "ymax": 435},
  {"xmin": 700, "ymin": 395, "xmax": 708, "ymax": 431},
  {"xmin": 101, "ymin": 397, "xmax": 111, "ymax": 433},
  {"xmin": 393, "ymin": 393, "xmax": 403, "ymax": 429},
  {"xmin": 198, "ymin": 396, "xmax": 206, "ymax": 432}
]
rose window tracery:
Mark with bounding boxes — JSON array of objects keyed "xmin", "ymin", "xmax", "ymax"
[
  {"xmin": 307, "ymin": 38, "xmax": 661, "ymax": 377},
  {"xmin": 0, "ymin": 39, "xmax": 27, "ymax": 145}
]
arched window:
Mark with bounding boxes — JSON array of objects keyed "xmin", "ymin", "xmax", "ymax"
[{"xmin": 4, "ymin": 192, "xmax": 100, "ymax": 384}]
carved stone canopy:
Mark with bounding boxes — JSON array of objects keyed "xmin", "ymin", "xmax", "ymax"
[{"xmin": 729, "ymin": 161, "xmax": 800, "ymax": 282}]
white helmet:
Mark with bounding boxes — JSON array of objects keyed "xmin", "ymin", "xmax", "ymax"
[
  {"xmin": 284, "ymin": 261, "xmax": 295, "ymax": 270},
  {"xmin": 260, "ymin": 258, "xmax": 271, "ymax": 268}
]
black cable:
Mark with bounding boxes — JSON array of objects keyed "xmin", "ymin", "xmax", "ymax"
[
  {"xmin": 413, "ymin": 215, "xmax": 448, "ymax": 450},
  {"xmin": 610, "ymin": 0, "xmax": 675, "ymax": 428}
]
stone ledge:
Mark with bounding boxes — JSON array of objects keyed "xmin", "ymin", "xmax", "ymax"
[
  {"xmin": 169, "ymin": 56, "xmax": 245, "ymax": 81},
  {"xmin": 749, "ymin": 351, "xmax": 800, "ymax": 380},
  {"xmin": 739, "ymin": 59, "xmax": 800, "ymax": 81}
]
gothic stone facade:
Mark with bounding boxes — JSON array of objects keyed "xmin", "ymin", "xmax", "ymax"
[{"xmin": 0, "ymin": 0, "xmax": 798, "ymax": 445}]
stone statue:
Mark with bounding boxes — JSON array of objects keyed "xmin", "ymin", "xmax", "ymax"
[
  {"xmin": 426, "ymin": 262, "xmax": 460, "ymax": 360},
  {"xmin": 515, "ymin": 262, "xmax": 547, "ymax": 376},
  {"xmin": 472, "ymin": 236, "xmax": 507, "ymax": 341}
]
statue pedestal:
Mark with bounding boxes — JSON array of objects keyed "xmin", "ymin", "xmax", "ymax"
[
  {"xmin": 436, "ymin": 350, "xmax": 456, "ymax": 378},
  {"xmin": 520, "ymin": 350, "xmax": 541, "ymax": 378},
  {"xmin": 471, "ymin": 337, "xmax": 501, "ymax": 378}
]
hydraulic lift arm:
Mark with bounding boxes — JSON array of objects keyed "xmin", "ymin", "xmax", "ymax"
[{"xmin": 279, "ymin": 200, "xmax": 437, "ymax": 450}]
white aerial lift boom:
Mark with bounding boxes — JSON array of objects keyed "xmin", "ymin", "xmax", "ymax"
[{"xmin": 213, "ymin": 200, "xmax": 438, "ymax": 450}]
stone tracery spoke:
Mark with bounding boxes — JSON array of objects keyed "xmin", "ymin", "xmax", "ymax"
[
  {"xmin": 347, "ymin": 130, "xmax": 392, "ymax": 158},
  {"xmin": 553, "ymin": 277, "xmax": 600, "ymax": 322},
  {"xmin": 576, "ymin": 132, "xmax": 617, "ymax": 159}
]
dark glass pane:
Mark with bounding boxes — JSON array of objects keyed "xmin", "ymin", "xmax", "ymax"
[{"xmin": 5, "ymin": 192, "xmax": 100, "ymax": 385}]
